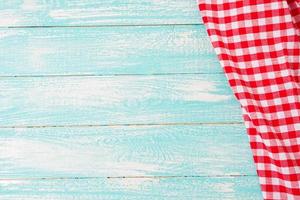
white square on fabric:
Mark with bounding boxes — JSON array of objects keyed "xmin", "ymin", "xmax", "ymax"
[
  {"xmin": 265, "ymin": 58, "xmax": 273, "ymax": 65},
  {"xmin": 284, "ymin": 82, "xmax": 293, "ymax": 90},
  {"xmin": 291, "ymin": 109, "xmax": 299, "ymax": 117},
  {"xmin": 272, "ymin": 192, "xmax": 282, "ymax": 200},
  {"xmin": 246, "ymin": 33, "xmax": 254, "ymax": 40},
  {"xmin": 257, "ymin": 87, "xmax": 265, "ymax": 94},
  {"xmin": 254, "ymin": 73, "xmax": 262, "ymax": 80},
  {"xmin": 210, "ymin": 35, "xmax": 219, "ymax": 42},
  {"xmin": 273, "ymin": 98, "xmax": 282, "ymax": 105},
  {"xmin": 248, "ymin": 46, "xmax": 257, "ymax": 53},
  {"xmin": 272, "ymin": 16, "xmax": 280, "ymax": 24},
  {"xmin": 236, "ymin": 86, "xmax": 244, "ymax": 92},
  {"xmin": 274, "ymin": 43, "xmax": 282, "ymax": 51},
  {"xmin": 236, "ymin": 49, "xmax": 244, "ymax": 56},
  {"xmin": 262, "ymin": 45, "xmax": 269, "ymax": 52},
  {"xmin": 279, "ymin": 125, "xmax": 288, "ymax": 133},
  {"xmin": 258, "ymin": 18, "xmax": 266, "ymax": 26},
  {"xmin": 260, "ymin": 126, "xmax": 268, "ymax": 133},
  {"xmin": 267, "ymin": 72, "xmax": 276, "ymax": 79},
  {"xmin": 257, "ymin": 4, "xmax": 265, "ymax": 12},
  {"xmin": 231, "ymin": 21, "xmax": 239, "ymax": 29},
  {"xmin": 277, "ymin": 111, "xmax": 285, "ymax": 118},
  {"xmin": 271, "ymin": 85, "xmax": 279, "ymax": 92},
  {"xmin": 232, "ymin": 35, "xmax": 241, "ymax": 42},
  {"xmin": 261, "ymin": 100, "xmax": 268, "ymax": 107},
  {"xmin": 260, "ymin": 32, "xmax": 268, "ymax": 39}
]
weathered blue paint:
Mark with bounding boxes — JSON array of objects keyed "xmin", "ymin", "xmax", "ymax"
[
  {"xmin": 0, "ymin": 125, "xmax": 256, "ymax": 178},
  {"xmin": 0, "ymin": 0, "xmax": 262, "ymax": 199},
  {"xmin": 0, "ymin": 177, "xmax": 262, "ymax": 200},
  {"xmin": 0, "ymin": 0, "xmax": 201, "ymax": 27},
  {"xmin": 0, "ymin": 26, "xmax": 220, "ymax": 76},
  {"xmin": 0, "ymin": 74, "xmax": 242, "ymax": 127}
]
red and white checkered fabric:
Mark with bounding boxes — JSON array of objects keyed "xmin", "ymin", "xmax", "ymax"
[{"xmin": 198, "ymin": 0, "xmax": 300, "ymax": 199}]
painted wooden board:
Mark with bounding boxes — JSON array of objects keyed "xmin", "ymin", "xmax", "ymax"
[
  {"xmin": 0, "ymin": 0, "xmax": 201, "ymax": 27},
  {"xmin": 0, "ymin": 125, "xmax": 255, "ymax": 178},
  {"xmin": 0, "ymin": 26, "xmax": 219, "ymax": 76},
  {"xmin": 0, "ymin": 74, "xmax": 242, "ymax": 127},
  {"xmin": 0, "ymin": 177, "xmax": 262, "ymax": 200},
  {"xmin": 0, "ymin": 1, "xmax": 261, "ymax": 198}
]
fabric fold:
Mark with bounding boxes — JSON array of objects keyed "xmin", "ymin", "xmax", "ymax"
[{"xmin": 198, "ymin": 0, "xmax": 300, "ymax": 199}]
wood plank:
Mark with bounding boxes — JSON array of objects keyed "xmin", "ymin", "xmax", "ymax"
[
  {"xmin": 0, "ymin": 74, "xmax": 241, "ymax": 127},
  {"xmin": 0, "ymin": 26, "xmax": 219, "ymax": 76},
  {"xmin": 0, "ymin": 176, "xmax": 262, "ymax": 200},
  {"xmin": 0, "ymin": 125, "xmax": 255, "ymax": 178},
  {"xmin": 0, "ymin": 0, "xmax": 201, "ymax": 27}
]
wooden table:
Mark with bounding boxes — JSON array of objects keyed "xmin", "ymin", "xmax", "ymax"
[{"xmin": 0, "ymin": 1, "xmax": 262, "ymax": 199}]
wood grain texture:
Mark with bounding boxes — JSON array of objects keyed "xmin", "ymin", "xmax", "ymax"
[
  {"xmin": 0, "ymin": 26, "xmax": 219, "ymax": 76},
  {"xmin": 0, "ymin": 1, "xmax": 261, "ymax": 198},
  {"xmin": 0, "ymin": 125, "xmax": 256, "ymax": 178},
  {"xmin": 0, "ymin": 0, "xmax": 201, "ymax": 27},
  {"xmin": 0, "ymin": 74, "xmax": 241, "ymax": 127},
  {"xmin": 0, "ymin": 177, "xmax": 262, "ymax": 200}
]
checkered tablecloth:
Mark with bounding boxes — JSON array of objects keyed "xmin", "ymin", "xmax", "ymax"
[{"xmin": 198, "ymin": 0, "xmax": 300, "ymax": 199}]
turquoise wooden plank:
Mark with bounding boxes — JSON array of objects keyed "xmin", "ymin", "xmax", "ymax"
[
  {"xmin": 0, "ymin": 74, "xmax": 241, "ymax": 127},
  {"xmin": 0, "ymin": 125, "xmax": 255, "ymax": 178},
  {"xmin": 0, "ymin": 177, "xmax": 262, "ymax": 200},
  {"xmin": 0, "ymin": 26, "xmax": 219, "ymax": 76},
  {"xmin": 0, "ymin": 0, "xmax": 201, "ymax": 27}
]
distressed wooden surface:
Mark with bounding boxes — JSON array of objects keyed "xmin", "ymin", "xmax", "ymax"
[
  {"xmin": 0, "ymin": 0, "xmax": 201, "ymax": 27},
  {"xmin": 0, "ymin": 0, "xmax": 263, "ymax": 199},
  {"xmin": 0, "ymin": 125, "xmax": 256, "ymax": 178},
  {"xmin": 0, "ymin": 26, "xmax": 220, "ymax": 76},
  {"xmin": 0, "ymin": 177, "xmax": 261, "ymax": 200},
  {"xmin": 0, "ymin": 74, "xmax": 242, "ymax": 127}
]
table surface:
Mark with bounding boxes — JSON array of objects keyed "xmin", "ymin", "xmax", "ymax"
[{"xmin": 0, "ymin": 1, "xmax": 262, "ymax": 199}]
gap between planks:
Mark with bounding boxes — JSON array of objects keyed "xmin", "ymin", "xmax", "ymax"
[
  {"xmin": 2, "ymin": 23, "xmax": 204, "ymax": 29},
  {"xmin": 0, "ymin": 72, "xmax": 224, "ymax": 78},
  {"xmin": 0, "ymin": 122, "xmax": 244, "ymax": 129},
  {"xmin": 0, "ymin": 175, "xmax": 257, "ymax": 181}
]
